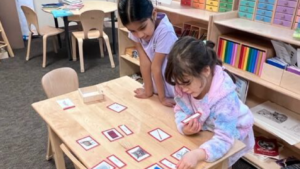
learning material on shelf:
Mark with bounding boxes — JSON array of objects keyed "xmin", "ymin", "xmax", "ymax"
[
  {"xmin": 235, "ymin": 75, "xmax": 249, "ymax": 103},
  {"xmin": 266, "ymin": 57, "xmax": 288, "ymax": 69},
  {"xmin": 251, "ymin": 101, "xmax": 300, "ymax": 145}
]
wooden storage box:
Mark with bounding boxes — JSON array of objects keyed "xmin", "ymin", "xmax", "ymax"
[
  {"xmin": 280, "ymin": 70, "xmax": 300, "ymax": 94},
  {"xmin": 78, "ymin": 86, "xmax": 104, "ymax": 103},
  {"xmin": 260, "ymin": 63, "xmax": 284, "ymax": 85}
]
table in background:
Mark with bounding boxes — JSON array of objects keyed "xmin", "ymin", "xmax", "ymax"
[
  {"xmin": 32, "ymin": 76, "xmax": 245, "ymax": 169},
  {"xmin": 42, "ymin": 1, "xmax": 117, "ymax": 60}
]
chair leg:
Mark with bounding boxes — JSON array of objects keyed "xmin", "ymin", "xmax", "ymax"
[
  {"xmin": 78, "ymin": 39, "xmax": 85, "ymax": 72},
  {"xmin": 72, "ymin": 36, "xmax": 77, "ymax": 61},
  {"xmin": 26, "ymin": 33, "xmax": 32, "ymax": 61},
  {"xmin": 99, "ymin": 38, "xmax": 104, "ymax": 58},
  {"xmin": 52, "ymin": 36, "xmax": 58, "ymax": 54},
  {"xmin": 46, "ymin": 126, "xmax": 53, "ymax": 160},
  {"xmin": 42, "ymin": 35, "xmax": 48, "ymax": 68},
  {"xmin": 103, "ymin": 36, "xmax": 115, "ymax": 68}
]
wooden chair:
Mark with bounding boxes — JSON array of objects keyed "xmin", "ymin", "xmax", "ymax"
[
  {"xmin": 0, "ymin": 20, "xmax": 14, "ymax": 57},
  {"xmin": 41, "ymin": 67, "xmax": 79, "ymax": 160},
  {"xmin": 60, "ymin": 144, "xmax": 87, "ymax": 169},
  {"xmin": 21, "ymin": 6, "xmax": 64, "ymax": 68},
  {"xmin": 71, "ymin": 10, "xmax": 115, "ymax": 72}
]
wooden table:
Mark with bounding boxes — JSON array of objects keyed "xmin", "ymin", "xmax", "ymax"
[
  {"xmin": 42, "ymin": 1, "xmax": 117, "ymax": 60},
  {"xmin": 32, "ymin": 76, "xmax": 245, "ymax": 169}
]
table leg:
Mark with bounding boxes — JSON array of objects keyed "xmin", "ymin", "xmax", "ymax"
[
  {"xmin": 111, "ymin": 12, "xmax": 116, "ymax": 55},
  {"xmin": 63, "ymin": 17, "xmax": 72, "ymax": 61},
  {"xmin": 48, "ymin": 127, "xmax": 66, "ymax": 169},
  {"xmin": 54, "ymin": 18, "xmax": 62, "ymax": 48}
]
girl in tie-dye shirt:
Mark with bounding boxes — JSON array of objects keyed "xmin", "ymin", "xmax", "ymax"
[{"xmin": 165, "ymin": 37, "xmax": 254, "ymax": 169}]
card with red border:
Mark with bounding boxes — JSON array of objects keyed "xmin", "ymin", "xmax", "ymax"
[
  {"xmin": 126, "ymin": 146, "xmax": 151, "ymax": 162},
  {"xmin": 160, "ymin": 158, "xmax": 177, "ymax": 169},
  {"xmin": 181, "ymin": 113, "xmax": 201, "ymax": 124},
  {"xmin": 107, "ymin": 155, "xmax": 127, "ymax": 168},
  {"xmin": 145, "ymin": 163, "xmax": 164, "ymax": 169},
  {"xmin": 57, "ymin": 98, "xmax": 75, "ymax": 110},
  {"xmin": 102, "ymin": 128, "xmax": 123, "ymax": 142},
  {"xmin": 92, "ymin": 160, "xmax": 115, "ymax": 169},
  {"xmin": 148, "ymin": 128, "xmax": 171, "ymax": 142},
  {"xmin": 76, "ymin": 136, "xmax": 100, "ymax": 151},
  {"xmin": 118, "ymin": 124, "xmax": 133, "ymax": 136},
  {"xmin": 254, "ymin": 137, "xmax": 279, "ymax": 156},
  {"xmin": 171, "ymin": 146, "xmax": 191, "ymax": 161},
  {"xmin": 107, "ymin": 103, "xmax": 127, "ymax": 113}
]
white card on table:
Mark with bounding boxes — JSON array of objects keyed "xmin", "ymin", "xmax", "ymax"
[
  {"xmin": 108, "ymin": 103, "xmax": 127, "ymax": 113},
  {"xmin": 127, "ymin": 146, "xmax": 151, "ymax": 162},
  {"xmin": 160, "ymin": 158, "xmax": 177, "ymax": 169},
  {"xmin": 146, "ymin": 163, "xmax": 164, "ymax": 169},
  {"xmin": 119, "ymin": 125, "xmax": 133, "ymax": 135},
  {"xmin": 57, "ymin": 98, "xmax": 75, "ymax": 110},
  {"xmin": 92, "ymin": 160, "xmax": 115, "ymax": 169},
  {"xmin": 102, "ymin": 128, "xmax": 123, "ymax": 142},
  {"xmin": 181, "ymin": 113, "xmax": 200, "ymax": 124},
  {"xmin": 171, "ymin": 147, "xmax": 191, "ymax": 161},
  {"xmin": 77, "ymin": 136, "xmax": 99, "ymax": 151},
  {"xmin": 107, "ymin": 155, "xmax": 126, "ymax": 168},
  {"xmin": 149, "ymin": 128, "xmax": 171, "ymax": 142}
]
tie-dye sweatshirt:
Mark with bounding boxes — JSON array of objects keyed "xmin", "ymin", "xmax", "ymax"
[{"xmin": 174, "ymin": 65, "xmax": 254, "ymax": 165}]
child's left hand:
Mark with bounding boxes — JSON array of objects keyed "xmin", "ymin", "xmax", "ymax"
[{"xmin": 177, "ymin": 149, "xmax": 206, "ymax": 169}]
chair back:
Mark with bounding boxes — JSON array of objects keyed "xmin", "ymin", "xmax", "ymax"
[
  {"xmin": 80, "ymin": 10, "xmax": 105, "ymax": 39},
  {"xmin": 41, "ymin": 67, "xmax": 79, "ymax": 98},
  {"xmin": 21, "ymin": 6, "xmax": 40, "ymax": 34}
]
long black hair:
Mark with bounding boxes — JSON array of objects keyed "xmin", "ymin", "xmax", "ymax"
[
  {"xmin": 165, "ymin": 36, "xmax": 235, "ymax": 86},
  {"xmin": 118, "ymin": 0, "xmax": 154, "ymax": 26}
]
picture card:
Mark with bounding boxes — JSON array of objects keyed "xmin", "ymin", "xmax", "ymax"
[
  {"xmin": 118, "ymin": 124, "xmax": 133, "ymax": 135},
  {"xmin": 145, "ymin": 163, "xmax": 164, "ymax": 169},
  {"xmin": 92, "ymin": 160, "xmax": 115, "ymax": 169},
  {"xmin": 77, "ymin": 136, "xmax": 99, "ymax": 151},
  {"xmin": 126, "ymin": 146, "xmax": 151, "ymax": 162},
  {"xmin": 181, "ymin": 113, "xmax": 201, "ymax": 124},
  {"xmin": 171, "ymin": 147, "xmax": 191, "ymax": 161},
  {"xmin": 107, "ymin": 155, "xmax": 126, "ymax": 168},
  {"xmin": 57, "ymin": 98, "xmax": 75, "ymax": 110},
  {"xmin": 102, "ymin": 128, "xmax": 123, "ymax": 142},
  {"xmin": 148, "ymin": 128, "xmax": 171, "ymax": 142},
  {"xmin": 107, "ymin": 103, "xmax": 127, "ymax": 113},
  {"xmin": 160, "ymin": 158, "xmax": 177, "ymax": 169}
]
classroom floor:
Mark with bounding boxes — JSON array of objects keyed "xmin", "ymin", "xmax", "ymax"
[{"xmin": 0, "ymin": 33, "xmax": 256, "ymax": 169}]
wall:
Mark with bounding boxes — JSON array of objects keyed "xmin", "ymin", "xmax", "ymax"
[{"xmin": 0, "ymin": 0, "xmax": 24, "ymax": 49}]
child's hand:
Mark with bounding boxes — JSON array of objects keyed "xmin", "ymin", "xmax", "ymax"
[
  {"xmin": 177, "ymin": 149, "xmax": 206, "ymax": 169},
  {"xmin": 160, "ymin": 97, "xmax": 176, "ymax": 107},
  {"xmin": 134, "ymin": 88, "xmax": 153, "ymax": 99},
  {"xmin": 182, "ymin": 118, "xmax": 202, "ymax": 135}
]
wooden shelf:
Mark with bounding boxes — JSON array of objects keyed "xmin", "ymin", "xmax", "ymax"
[
  {"xmin": 224, "ymin": 64, "xmax": 300, "ymax": 101},
  {"xmin": 214, "ymin": 18, "xmax": 300, "ymax": 46},
  {"xmin": 156, "ymin": 1, "xmax": 215, "ymax": 22},
  {"xmin": 119, "ymin": 27, "xmax": 129, "ymax": 33},
  {"xmin": 120, "ymin": 54, "xmax": 140, "ymax": 66}
]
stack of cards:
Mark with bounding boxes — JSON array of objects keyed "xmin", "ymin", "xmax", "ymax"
[
  {"xmin": 57, "ymin": 98, "xmax": 75, "ymax": 110},
  {"xmin": 126, "ymin": 146, "xmax": 151, "ymax": 162},
  {"xmin": 77, "ymin": 136, "xmax": 99, "ymax": 151},
  {"xmin": 181, "ymin": 113, "xmax": 201, "ymax": 124},
  {"xmin": 108, "ymin": 103, "xmax": 127, "ymax": 113},
  {"xmin": 148, "ymin": 128, "xmax": 171, "ymax": 142},
  {"xmin": 102, "ymin": 128, "xmax": 124, "ymax": 142}
]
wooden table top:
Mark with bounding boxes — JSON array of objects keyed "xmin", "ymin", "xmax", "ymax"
[
  {"xmin": 32, "ymin": 76, "xmax": 245, "ymax": 169},
  {"xmin": 42, "ymin": 1, "xmax": 117, "ymax": 15}
]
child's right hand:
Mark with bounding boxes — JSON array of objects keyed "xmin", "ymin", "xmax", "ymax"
[
  {"xmin": 182, "ymin": 118, "xmax": 202, "ymax": 135},
  {"xmin": 134, "ymin": 88, "xmax": 153, "ymax": 99}
]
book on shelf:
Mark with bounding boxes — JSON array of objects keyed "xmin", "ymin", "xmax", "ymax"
[
  {"xmin": 287, "ymin": 66, "xmax": 300, "ymax": 75},
  {"xmin": 250, "ymin": 101, "xmax": 300, "ymax": 145},
  {"xmin": 234, "ymin": 75, "xmax": 249, "ymax": 103},
  {"xmin": 42, "ymin": 3, "xmax": 64, "ymax": 8},
  {"xmin": 254, "ymin": 137, "xmax": 279, "ymax": 157},
  {"xmin": 266, "ymin": 57, "xmax": 288, "ymax": 69}
]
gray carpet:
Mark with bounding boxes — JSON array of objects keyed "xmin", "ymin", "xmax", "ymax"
[{"xmin": 0, "ymin": 33, "xmax": 256, "ymax": 169}]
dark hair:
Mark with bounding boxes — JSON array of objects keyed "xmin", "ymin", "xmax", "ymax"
[
  {"xmin": 118, "ymin": 0, "xmax": 154, "ymax": 26},
  {"xmin": 165, "ymin": 36, "xmax": 236, "ymax": 86}
]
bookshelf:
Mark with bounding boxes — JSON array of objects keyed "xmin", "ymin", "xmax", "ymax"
[{"xmin": 209, "ymin": 11, "xmax": 300, "ymax": 168}]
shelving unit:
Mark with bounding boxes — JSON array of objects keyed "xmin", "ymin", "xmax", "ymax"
[{"xmin": 209, "ymin": 11, "xmax": 300, "ymax": 168}]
